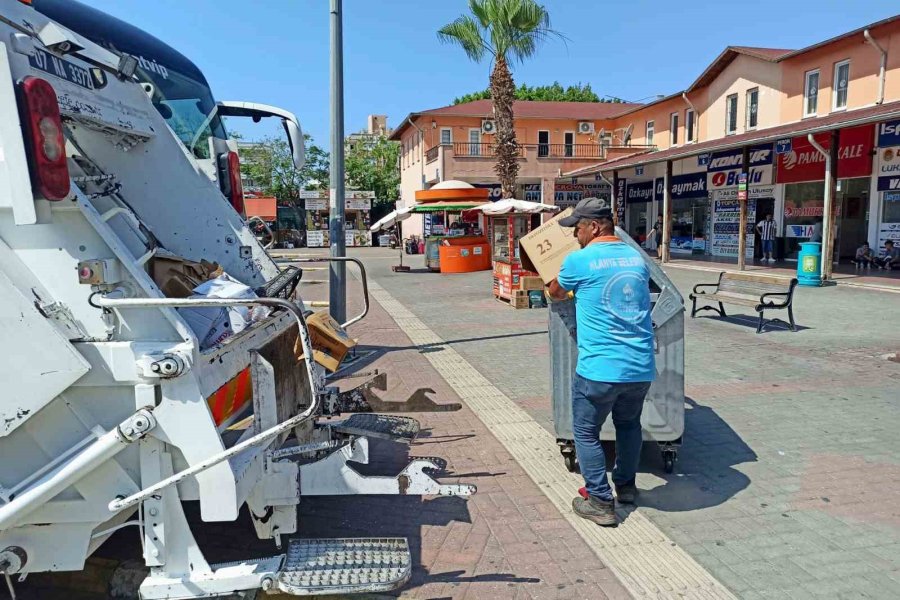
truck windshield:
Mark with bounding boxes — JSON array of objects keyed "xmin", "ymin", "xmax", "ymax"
[{"xmin": 147, "ymin": 69, "xmax": 227, "ymax": 160}]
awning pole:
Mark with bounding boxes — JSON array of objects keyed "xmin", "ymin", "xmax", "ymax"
[
  {"xmin": 738, "ymin": 146, "xmax": 750, "ymax": 271},
  {"xmin": 662, "ymin": 161, "xmax": 672, "ymax": 263},
  {"xmin": 807, "ymin": 131, "xmax": 838, "ymax": 280}
]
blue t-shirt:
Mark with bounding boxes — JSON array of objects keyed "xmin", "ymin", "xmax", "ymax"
[{"xmin": 557, "ymin": 240, "xmax": 656, "ymax": 383}]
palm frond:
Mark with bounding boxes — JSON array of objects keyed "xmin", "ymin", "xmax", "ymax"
[{"xmin": 437, "ymin": 15, "xmax": 491, "ymax": 62}]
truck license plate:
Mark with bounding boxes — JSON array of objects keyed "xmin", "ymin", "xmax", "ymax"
[{"xmin": 28, "ymin": 48, "xmax": 94, "ymax": 90}]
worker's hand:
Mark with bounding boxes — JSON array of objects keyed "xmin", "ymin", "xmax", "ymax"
[{"xmin": 547, "ymin": 279, "xmax": 569, "ymax": 301}]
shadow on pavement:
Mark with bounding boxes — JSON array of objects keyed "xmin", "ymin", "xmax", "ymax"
[
  {"xmin": 692, "ymin": 312, "xmax": 811, "ymax": 333},
  {"xmin": 634, "ymin": 396, "xmax": 757, "ymax": 512}
]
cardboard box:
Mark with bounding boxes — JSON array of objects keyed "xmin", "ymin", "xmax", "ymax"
[
  {"xmin": 519, "ymin": 276, "xmax": 545, "ymax": 291},
  {"xmin": 304, "ymin": 310, "xmax": 357, "ymax": 372},
  {"xmin": 518, "ymin": 208, "xmax": 581, "ymax": 284},
  {"xmin": 511, "ymin": 289, "xmax": 530, "ymax": 309}
]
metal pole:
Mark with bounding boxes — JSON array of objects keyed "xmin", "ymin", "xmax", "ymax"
[
  {"xmin": 738, "ymin": 146, "xmax": 749, "ymax": 270},
  {"xmin": 662, "ymin": 160, "xmax": 672, "ymax": 263},
  {"xmin": 329, "ymin": 0, "xmax": 347, "ymax": 323},
  {"xmin": 807, "ymin": 132, "xmax": 838, "ymax": 281}
]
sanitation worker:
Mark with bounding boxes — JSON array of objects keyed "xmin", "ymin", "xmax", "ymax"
[{"xmin": 548, "ymin": 198, "xmax": 655, "ymax": 527}]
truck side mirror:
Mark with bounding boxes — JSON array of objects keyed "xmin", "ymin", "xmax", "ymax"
[{"xmin": 216, "ymin": 101, "xmax": 306, "ymax": 171}]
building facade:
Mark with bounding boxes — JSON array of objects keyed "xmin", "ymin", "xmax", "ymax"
[{"xmin": 390, "ymin": 100, "xmax": 650, "ymax": 237}]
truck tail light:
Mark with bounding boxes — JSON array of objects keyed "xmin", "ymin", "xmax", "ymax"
[
  {"xmin": 18, "ymin": 77, "xmax": 70, "ymax": 200},
  {"xmin": 218, "ymin": 151, "xmax": 245, "ymax": 216}
]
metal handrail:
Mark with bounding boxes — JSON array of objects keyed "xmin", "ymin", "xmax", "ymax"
[
  {"xmin": 287, "ymin": 256, "xmax": 370, "ymax": 328},
  {"xmin": 247, "ymin": 215, "xmax": 275, "ymax": 249},
  {"xmin": 93, "ymin": 295, "xmax": 321, "ymax": 513}
]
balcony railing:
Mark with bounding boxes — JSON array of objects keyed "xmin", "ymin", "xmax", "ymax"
[
  {"xmin": 451, "ymin": 142, "xmax": 606, "ymax": 160},
  {"xmin": 425, "ymin": 146, "xmax": 439, "ymax": 164}
]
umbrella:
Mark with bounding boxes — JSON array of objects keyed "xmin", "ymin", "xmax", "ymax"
[
  {"xmin": 370, "ymin": 206, "xmax": 413, "ymax": 232},
  {"xmin": 478, "ymin": 199, "xmax": 561, "ymax": 215}
]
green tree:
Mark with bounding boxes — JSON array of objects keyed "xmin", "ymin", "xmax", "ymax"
[
  {"xmin": 345, "ymin": 135, "xmax": 400, "ymax": 221},
  {"xmin": 439, "ymin": 0, "xmax": 563, "ymax": 198},
  {"xmin": 453, "ymin": 81, "xmax": 623, "ymax": 104},
  {"xmin": 241, "ymin": 134, "xmax": 329, "ymax": 201}
]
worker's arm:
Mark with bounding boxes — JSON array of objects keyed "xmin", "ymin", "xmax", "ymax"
[{"xmin": 547, "ymin": 278, "xmax": 569, "ymax": 301}]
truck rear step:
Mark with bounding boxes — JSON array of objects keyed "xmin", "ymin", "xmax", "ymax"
[
  {"xmin": 277, "ymin": 537, "xmax": 411, "ymax": 596},
  {"xmin": 331, "ymin": 414, "xmax": 420, "ymax": 443}
]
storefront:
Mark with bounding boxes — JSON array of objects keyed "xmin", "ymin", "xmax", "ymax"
[
  {"xmin": 875, "ymin": 120, "xmax": 900, "ymax": 252},
  {"xmin": 623, "ymin": 178, "xmax": 658, "ymax": 244},
  {"xmin": 775, "ymin": 124, "xmax": 874, "ymax": 260},
  {"xmin": 706, "ymin": 144, "xmax": 776, "ymax": 259},
  {"xmin": 301, "ymin": 191, "xmax": 374, "ymax": 248},
  {"xmin": 668, "ymin": 171, "xmax": 709, "ymax": 255}
]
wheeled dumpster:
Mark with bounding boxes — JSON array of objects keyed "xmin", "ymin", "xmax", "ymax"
[{"xmin": 550, "ymin": 227, "xmax": 685, "ymax": 473}]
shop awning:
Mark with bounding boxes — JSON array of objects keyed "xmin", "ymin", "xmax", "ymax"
[
  {"xmin": 478, "ymin": 199, "xmax": 560, "ymax": 215},
  {"xmin": 563, "ymin": 99, "xmax": 900, "ymax": 178},
  {"xmin": 410, "ymin": 201, "xmax": 489, "ymax": 212}
]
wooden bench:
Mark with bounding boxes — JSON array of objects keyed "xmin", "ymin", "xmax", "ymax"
[{"xmin": 689, "ymin": 272, "xmax": 799, "ymax": 334}]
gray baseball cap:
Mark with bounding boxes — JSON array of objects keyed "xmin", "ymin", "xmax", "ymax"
[{"xmin": 558, "ymin": 197, "xmax": 613, "ymax": 227}]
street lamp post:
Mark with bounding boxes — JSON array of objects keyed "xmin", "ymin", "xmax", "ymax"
[{"xmin": 329, "ymin": 0, "xmax": 347, "ymax": 323}]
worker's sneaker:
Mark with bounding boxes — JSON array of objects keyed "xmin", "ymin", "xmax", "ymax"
[
  {"xmin": 572, "ymin": 495, "xmax": 617, "ymax": 527},
  {"xmin": 615, "ymin": 481, "xmax": 638, "ymax": 504}
]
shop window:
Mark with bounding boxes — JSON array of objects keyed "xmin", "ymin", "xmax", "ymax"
[
  {"xmin": 645, "ymin": 121, "xmax": 654, "ymax": 146},
  {"xmin": 670, "ymin": 112, "xmax": 679, "ymax": 146},
  {"xmin": 440, "ymin": 127, "xmax": 452, "ymax": 145},
  {"xmin": 804, "ymin": 69, "xmax": 820, "ymax": 116},
  {"xmin": 685, "ymin": 109, "xmax": 695, "ymax": 143},
  {"xmin": 746, "ymin": 88, "xmax": 759, "ymax": 130},
  {"xmin": 726, "ymin": 94, "xmax": 738, "ymax": 135},
  {"xmin": 833, "ymin": 60, "xmax": 850, "ymax": 110}
]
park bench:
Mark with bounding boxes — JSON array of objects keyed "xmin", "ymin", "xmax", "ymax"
[{"xmin": 689, "ymin": 271, "xmax": 799, "ymax": 334}]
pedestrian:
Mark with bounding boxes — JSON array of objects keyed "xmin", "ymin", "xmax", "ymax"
[
  {"xmin": 756, "ymin": 213, "xmax": 778, "ymax": 263},
  {"xmin": 810, "ymin": 220, "xmax": 823, "ymax": 243},
  {"xmin": 874, "ymin": 240, "xmax": 900, "ymax": 270},
  {"xmin": 548, "ymin": 198, "xmax": 656, "ymax": 527},
  {"xmin": 648, "ymin": 214, "xmax": 664, "ymax": 259},
  {"xmin": 853, "ymin": 242, "xmax": 874, "ymax": 269}
]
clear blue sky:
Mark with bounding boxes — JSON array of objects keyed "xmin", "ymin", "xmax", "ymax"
[{"xmin": 90, "ymin": 0, "xmax": 898, "ymax": 148}]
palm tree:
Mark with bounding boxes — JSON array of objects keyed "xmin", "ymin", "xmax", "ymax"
[{"xmin": 438, "ymin": 0, "xmax": 562, "ymax": 198}]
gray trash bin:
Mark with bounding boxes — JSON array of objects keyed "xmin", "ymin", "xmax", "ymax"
[{"xmin": 550, "ymin": 226, "xmax": 685, "ymax": 473}]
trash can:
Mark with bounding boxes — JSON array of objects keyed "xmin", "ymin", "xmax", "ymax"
[
  {"xmin": 797, "ymin": 242, "xmax": 822, "ymax": 287},
  {"xmin": 550, "ymin": 227, "xmax": 686, "ymax": 474}
]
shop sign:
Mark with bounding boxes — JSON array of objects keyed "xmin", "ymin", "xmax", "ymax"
[
  {"xmin": 714, "ymin": 185, "xmax": 775, "ymax": 201},
  {"xmin": 299, "ymin": 190, "xmax": 322, "ymax": 199},
  {"xmin": 654, "ymin": 177, "xmax": 665, "ymax": 201},
  {"xmin": 345, "ymin": 198, "xmax": 371, "ymax": 211},
  {"xmin": 878, "ymin": 221, "xmax": 900, "ymax": 249},
  {"xmin": 707, "ymin": 144, "xmax": 773, "ymax": 171},
  {"xmin": 775, "ymin": 124, "xmax": 874, "ymax": 183},
  {"xmin": 556, "ymin": 182, "xmax": 611, "ymax": 209},
  {"xmin": 477, "ymin": 182, "xmax": 542, "ymax": 201},
  {"xmin": 877, "ymin": 119, "xmax": 900, "ymax": 147},
  {"xmin": 786, "ymin": 224, "xmax": 815, "ymax": 238},
  {"xmin": 305, "ymin": 198, "xmax": 327, "ymax": 211},
  {"xmin": 711, "ymin": 197, "xmax": 755, "ymax": 258},
  {"xmin": 615, "ymin": 179, "xmax": 626, "ymax": 223},
  {"xmin": 347, "ymin": 190, "xmax": 376, "ymax": 199},
  {"xmin": 625, "ymin": 180, "xmax": 654, "ymax": 203},
  {"xmin": 306, "ymin": 230, "xmax": 326, "ymax": 247},
  {"xmin": 877, "ymin": 146, "xmax": 900, "ymax": 191},
  {"xmin": 669, "ymin": 172, "xmax": 707, "ymax": 199}
]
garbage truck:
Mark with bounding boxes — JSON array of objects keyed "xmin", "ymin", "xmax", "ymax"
[{"xmin": 0, "ymin": 1, "xmax": 473, "ymax": 597}]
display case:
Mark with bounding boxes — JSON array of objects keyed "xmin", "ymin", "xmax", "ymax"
[{"xmin": 490, "ymin": 214, "xmax": 538, "ymax": 300}]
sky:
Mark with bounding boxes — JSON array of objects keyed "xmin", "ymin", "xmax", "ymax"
[{"xmin": 89, "ymin": 0, "xmax": 900, "ymax": 149}]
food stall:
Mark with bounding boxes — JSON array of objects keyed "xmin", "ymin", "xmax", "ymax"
[
  {"xmin": 479, "ymin": 199, "xmax": 560, "ymax": 300},
  {"xmin": 300, "ymin": 190, "xmax": 374, "ymax": 248},
  {"xmin": 411, "ymin": 181, "xmax": 491, "ymax": 274}
]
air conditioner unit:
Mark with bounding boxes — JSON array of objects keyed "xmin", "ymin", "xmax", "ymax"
[
  {"xmin": 578, "ymin": 121, "xmax": 595, "ymax": 134},
  {"xmin": 481, "ymin": 119, "xmax": 496, "ymax": 135},
  {"xmin": 599, "ymin": 132, "xmax": 613, "ymax": 147}
]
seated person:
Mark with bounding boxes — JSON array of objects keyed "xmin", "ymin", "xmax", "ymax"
[
  {"xmin": 853, "ymin": 242, "xmax": 875, "ymax": 268},
  {"xmin": 874, "ymin": 240, "xmax": 900, "ymax": 271}
]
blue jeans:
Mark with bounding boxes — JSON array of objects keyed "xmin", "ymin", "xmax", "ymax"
[{"xmin": 572, "ymin": 373, "xmax": 651, "ymax": 501}]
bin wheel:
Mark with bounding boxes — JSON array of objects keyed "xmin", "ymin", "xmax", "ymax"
[
  {"xmin": 662, "ymin": 451, "xmax": 676, "ymax": 474},
  {"xmin": 563, "ymin": 452, "xmax": 577, "ymax": 473}
]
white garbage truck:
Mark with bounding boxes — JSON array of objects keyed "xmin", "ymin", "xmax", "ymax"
[{"xmin": 0, "ymin": 1, "xmax": 472, "ymax": 597}]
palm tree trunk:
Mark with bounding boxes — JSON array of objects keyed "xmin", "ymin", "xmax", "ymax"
[{"xmin": 490, "ymin": 55, "xmax": 519, "ymax": 198}]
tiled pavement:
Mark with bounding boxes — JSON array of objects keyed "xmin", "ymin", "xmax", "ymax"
[{"xmin": 333, "ymin": 247, "xmax": 900, "ymax": 600}]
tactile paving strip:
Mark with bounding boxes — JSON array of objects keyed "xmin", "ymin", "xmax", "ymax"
[{"xmin": 332, "ymin": 413, "xmax": 420, "ymax": 442}]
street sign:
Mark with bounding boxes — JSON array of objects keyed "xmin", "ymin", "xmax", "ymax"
[
  {"xmin": 697, "ymin": 153, "xmax": 711, "ymax": 167},
  {"xmin": 775, "ymin": 138, "xmax": 792, "ymax": 154},
  {"xmin": 737, "ymin": 189, "xmax": 748, "ymax": 200},
  {"xmin": 635, "ymin": 165, "xmax": 644, "ymax": 176}
]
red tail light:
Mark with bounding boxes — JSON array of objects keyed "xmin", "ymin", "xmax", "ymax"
[
  {"xmin": 218, "ymin": 151, "xmax": 245, "ymax": 216},
  {"xmin": 19, "ymin": 77, "xmax": 69, "ymax": 200}
]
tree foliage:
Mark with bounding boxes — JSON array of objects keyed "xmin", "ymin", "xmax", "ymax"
[
  {"xmin": 438, "ymin": 0, "xmax": 563, "ymax": 198},
  {"xmin": 240, "ymin": 134, "xmax": 329, "ymax": 201},
  {"xmin": 453, "ymin": 82, "xmax": 623, "ymax": 104},
  {"xmin": 345, "ymin": 135, "xmax": 400, "ymax": 218}
]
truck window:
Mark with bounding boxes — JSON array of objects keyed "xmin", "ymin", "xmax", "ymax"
[{"xmin": 148, "ymin": 69, "xmax": 227, "ymax": 160}]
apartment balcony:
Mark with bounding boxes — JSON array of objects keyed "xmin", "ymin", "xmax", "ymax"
[{"xmin": 422, "ymin": 142, "xmax": 651, "ymax": 183}]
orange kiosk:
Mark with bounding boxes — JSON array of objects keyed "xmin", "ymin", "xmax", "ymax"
[{"xmin": 412, "ymin": 182, "xmax": 491, "ymax": 274}]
